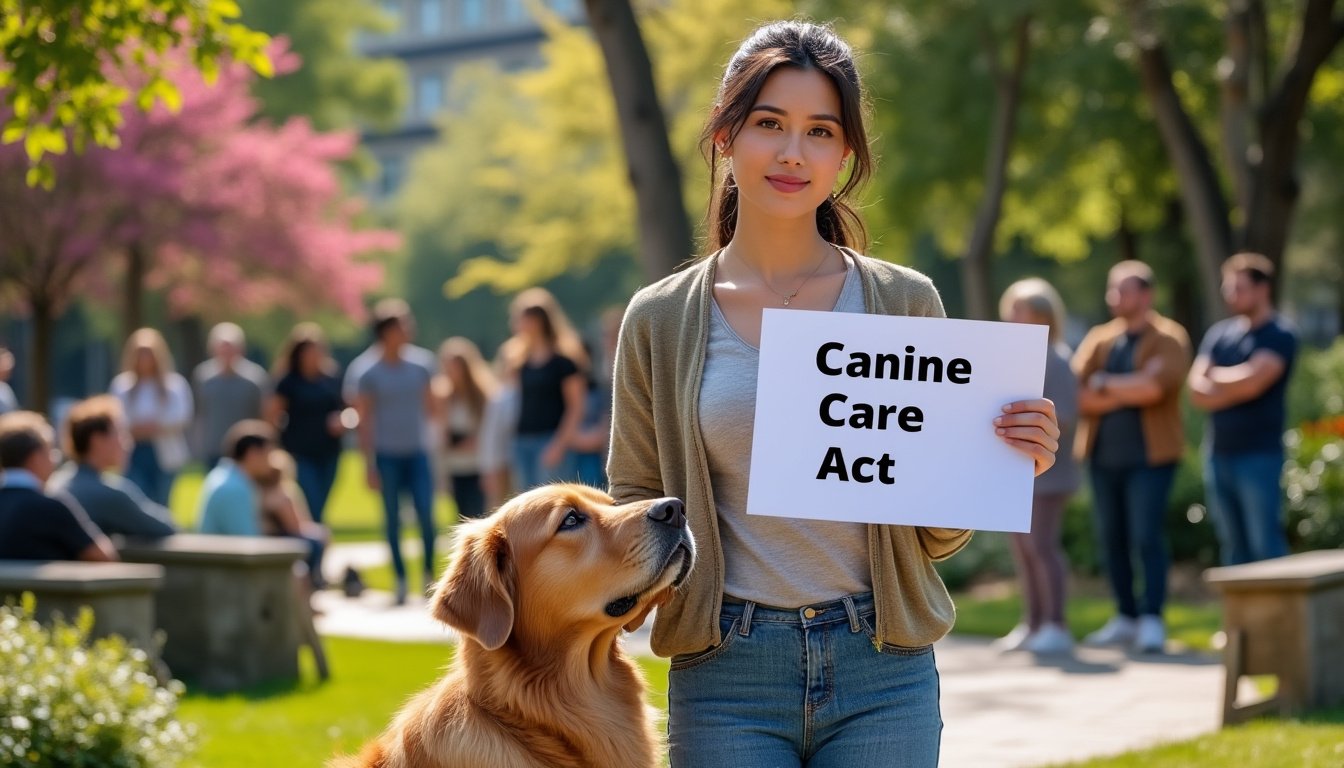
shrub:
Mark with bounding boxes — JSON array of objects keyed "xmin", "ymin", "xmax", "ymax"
[
  {"xmin": 1284, "ymin": 428, "xmax": 1344, "ymax": 551},
  {"xmin": 0, "ymin": 594, "xmax": 195, "ymax": 767}
]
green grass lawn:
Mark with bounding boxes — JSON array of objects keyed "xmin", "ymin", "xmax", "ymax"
[
  {"xmin": 1055, "ymin": 708, "xmax": 1344, "ymax": 768},
  {"xmin": 168, "ymin": 452, "xmax": 457, "ymax": 542},
  {"xmin": 176, "ymin": 637, "xmax": 671, "ymax": 767}
]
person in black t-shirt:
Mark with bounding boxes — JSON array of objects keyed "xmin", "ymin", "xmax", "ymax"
[
  {"xmin": 268, "ymin": 323, "xmax": 347, "ymax": 525},
  {"xmin": 0, "ymin": 411, "xmax": 118, "ymax": 562},
  {"xmin": 1189, "ymin": 253, "xmax": 1297, "ymax": 565},
  {"xmin": 498, "ymin": 288, "xmax": 588, "ymax": 491}
]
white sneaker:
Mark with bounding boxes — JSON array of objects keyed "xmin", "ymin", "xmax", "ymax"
[
  {"xmin": 1083, "ymin": 615, "xmax": 1137, "ymax": 647},
  {"xmin": 992, "ymin": 623, "xmax": 1034, "ymax": 652},
  {"xmin": 1024, "ymin": 623, "xmax": 1074, "ymax": 655},
  {"xmin": 1134, "ymin": 615, "xmax": 1166, "ymax": 654}
]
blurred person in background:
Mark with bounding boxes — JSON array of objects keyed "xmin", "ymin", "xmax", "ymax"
[
  {"xmin": 570, "ymin": 307, "xmax": 624, "ymax": 488},
  {"xmin": 356, "ymin": 301, "xmax": 438, "ymax": 605},
  {"xmin": 110, "ymin": 328, "xmax": 193, "ymax": 507},
  {"xmin": 995, "ymin": 279, "xmax": 1080, "ymax": 655},
  {"xmin": 258, "ymin": 448, "xmax": 330, "ymax": 589},
  {"xmin": 194, "ymin": 322, "xmax": 270, "ymax": 470},
  {"xmin": 0, "ymin": 410, "xmax": 118, "ymax": 562},
  {"xmin": 431, "ymin": 337, "xmax": 497, "ymax": 522},
  {"xmin": 1189, "ymin": 253, "xmax": 1297, "ymax": 565},
  {"xmin": 497, "ymin": 288, "xmax": 588, "ymax": 490},
  {"xmin": 49, "ymin": 395, "xmax": 176, "ymax": 539},
  {"xmin": 1073, "ymin": 261, "xmax": 1191, "ymax": 654},
  {"xmin": 0, "ymin": 346, "xmax": 17, "ymax": 414},
  {"xmin": 196, "ymin": 419, "xmax": 276, "ymax": 536},
  {"xmin": 269, "ymin": 323, "xmax": 347, "ymax": 525}
]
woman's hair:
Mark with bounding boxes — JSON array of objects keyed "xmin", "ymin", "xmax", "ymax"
[
  {"xmin": 702, "ymin": 20, "xmax": 873, "ymax": 252},
  {"xmin": 119, "ymin": 328, "xmax": 175, "ymax": 399},
  {"xmin": 435, "ymin": 337, "xmax": 498, "ymax": 423},
  {"xmin": 259, "ymin": 448, "xmax": 298, "ymax": 489},
  {"xmin": 498, "ymin": 287, "xmax": 589, "ymax": 374},
  {"xmin": 273, "ymin": 322, "xmax": 334, "ymax": 378},
  {"xmin": 999, "ymin": 278, "xmax": 1067, "ymax": 344}
]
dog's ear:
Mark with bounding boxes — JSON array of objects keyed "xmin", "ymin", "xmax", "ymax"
[
  {"xmin": 622, "ymin": 585, "xmax": 673, "ymax": 633},
  {"xmin": 432, "ymin": 521, "xmax": 516, "ymax": 650}
]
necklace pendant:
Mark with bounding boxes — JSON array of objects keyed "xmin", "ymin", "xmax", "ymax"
[{"xmin": 782, "ymin": 296, "xmax": 792, "ymax": 306}]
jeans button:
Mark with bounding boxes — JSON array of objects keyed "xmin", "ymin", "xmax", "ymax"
[{"xmin": 802, "ymin": 607, "xmax": 817, "ymax": 619}]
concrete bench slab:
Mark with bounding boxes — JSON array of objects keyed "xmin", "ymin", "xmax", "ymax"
[{"xmin": 0, "ymin": 560, "xmax": 164, "ymax": 654}]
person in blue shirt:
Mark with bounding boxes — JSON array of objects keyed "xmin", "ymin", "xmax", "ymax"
[
  {"xmin": 196, "ymin": 420, "xmax": 277, "ymax": 536},
  {"xmin": 1189, "ymin": 252, "xmax": 1297, "ymax": 565}
]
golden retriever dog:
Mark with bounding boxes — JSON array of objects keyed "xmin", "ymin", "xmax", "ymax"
[{"xmin": 330, "ymin": 483, "xmax": 695, "ymax": 768}]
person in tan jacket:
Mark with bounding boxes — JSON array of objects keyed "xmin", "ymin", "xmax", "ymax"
[
  {"xmin": 608, "ymin": 20, "xmax": 1061, "ymax": 768},
  {"xmin": 1072, "ymin": 261, "xmax": 1192, "ymax": 654}
]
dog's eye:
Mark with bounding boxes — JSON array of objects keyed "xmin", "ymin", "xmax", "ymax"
[{"xmin": 558, "ymin": 509, "xmax": 586, "ymax": 531}]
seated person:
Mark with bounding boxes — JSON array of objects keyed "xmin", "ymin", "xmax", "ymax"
[
  {"xmin": 196, "ymin": 420, "xmax": 276, "ymax": 536},
  {"xmin": 258, "ymin": 449, "xmax": 330, "ymax": 589},
  {"xmin": 0, "ymin": 411, "xmax": 118, "ymax": 561},
  {"xmin": 49, "ymin": 395, "xmax": 176, "ymax": 539}
]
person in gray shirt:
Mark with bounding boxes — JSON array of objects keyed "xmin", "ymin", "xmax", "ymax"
[
  {"xmin": 49, "ymin": 395, "xmax": 176, "ymax": 539},
  {"xmin": 194, "ymin": 322, "xmax": 270, "ymax": 469}
]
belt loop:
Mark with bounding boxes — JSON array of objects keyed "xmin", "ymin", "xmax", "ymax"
[
  {"xmin": 841, "ymin": 595, "xmax": 861, "ymax": 633},
  {"xmin": 738, "ymin": 601, "xmax": 756, "ymax": 637}
]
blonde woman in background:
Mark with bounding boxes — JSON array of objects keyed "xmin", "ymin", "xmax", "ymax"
[
  {"xmin": 995, "ymin": 278, "xmax": 1081, "ymax": 655},
  {"xmin": 432, "ymin": 337, "xmax": 498, "ymax": 520},
  {"xmin": 109, "ymin": 328, "xmax": 193, "ymax": 507},
  {"xmin": 497, "ymin": 288, "xmax": 589, "ymax": 490}
]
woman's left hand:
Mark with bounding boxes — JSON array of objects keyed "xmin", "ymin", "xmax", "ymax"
[{"xmin": 994, "ymin": 398, "xmax": 1060, "ymax": 477}]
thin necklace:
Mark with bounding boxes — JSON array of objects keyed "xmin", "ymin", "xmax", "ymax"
[{"xmin": 733, "ymin": 242, "xmax": 840, "ymax": 306}]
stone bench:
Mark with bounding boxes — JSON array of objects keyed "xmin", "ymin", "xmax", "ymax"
[
  {"xmin": 0, "ymin": 560, "xmax": 164, "ymax": 654},
  {"xmin": 117, "ymin": 534, "xmax": 309, "ymax": 692},
  {"xmin": 1205, "ymin": 549, "xmax": 1344, "ymax": 725}
]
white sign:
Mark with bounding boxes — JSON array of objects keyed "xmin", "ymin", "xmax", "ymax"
[{"xmin": 747, "ymin": 310, "xmax": 1048, "ymax": 533}]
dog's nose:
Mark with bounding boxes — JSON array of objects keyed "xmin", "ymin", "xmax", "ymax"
[{"xmin": 647, "ymin": 498, "xmax": 686, "ymax": 528}]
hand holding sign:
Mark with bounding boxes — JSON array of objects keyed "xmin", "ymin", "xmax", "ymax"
[{"xmin": 748, "ymin": 310, "xmax": 1050, "ymax": 532}]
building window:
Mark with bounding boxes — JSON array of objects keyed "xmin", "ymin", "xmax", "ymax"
[
  {"xmin": 380, "ymin": 0, "xmax": 402, "ymax": 31},
  {"xmin": 459, "ymin": 0, "xmax": 485, "ymax": 29},
  {"xmin": 380, "ymin": 156, "xmax": 406, "ymax": 197},
  {"xmin": 420, "ymin": 0, "xmax": 443, "ymax": 34},
  {"xmin": 415, "ymin": 72, "xmax": 444, "ymax": 118}
]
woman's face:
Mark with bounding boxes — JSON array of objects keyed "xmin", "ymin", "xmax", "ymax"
[
  {"xmin": 298, "ymin": 343, "xmax": 322, "ymax": 375},
  {"xmin": 719, "ymin": 67, "xmax": 851, "ymax": 227},
  {"xmin": 134, "ymin": 347, "xmax": 157, "ymax": 378},
  {"xmin": 1007, "ymin": 300, "xmax": 1046, "ymax": 327},
  {"xmin": 444, "ymin": 355, "xmax": 468, "ymax": 385}
]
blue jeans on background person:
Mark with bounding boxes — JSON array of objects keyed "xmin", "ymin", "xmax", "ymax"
[
  {"xmin": 294, "ymin": 454, "xmax": 341, "ymax": 524},
  {"xmin": 449, "ymin": 472, "xmax": 487, "ymax": 520},
  {"xmin": 512, "ymin": 433, "xmax": 575, "ymax": 491},
  {"xmin": 127, "ymin": 441, "xmax": 175, "ymax": 508},
  {"xmin": 573, "ymin": 451, "xmax": 606, "ymax": 488},
  {"xmin": 1204, "ymin": 449, "xmax": 1289, "ymax": 566},
  {"xmin": 668, "ymin": 593, "xmax": 942, "ymax": 768},
  {"xmin": 1089, "ymin": 462, "xmax": 1177, "ymax": 618},
  {"xmin": 374, "ymin": 452, "xmax": 436, "ymax": 585}
]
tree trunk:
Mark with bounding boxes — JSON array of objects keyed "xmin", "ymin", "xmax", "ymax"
[
  {"xmin": 581, "ymin": 0, "xmax": 694, "ymax": 280},
  {"xmin": 27, "ymin": 294, "xmax": 54, "ymax": 416},
  {"xmin": 961, "ymin": 15, "xmax": 1032, "ymax": 320},
  {"xmin": 1126, "ymin": 1, "xmax": 1233, "ymax": 327},
  {"xmin": 124, "ymin": 242, "xmax": 146, "ymax": 340}
]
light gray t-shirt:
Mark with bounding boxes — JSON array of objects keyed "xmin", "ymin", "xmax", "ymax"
[
  {"xmin": 700, "ymin": 254, "xmax": 871, "ymax": 608},
  {"xmin": 359, "ymin": 354, "xmax": 434, "ymax": 455},
  {"xmin": 194, "ymin": 358, "xmax": 269, "ymax": 460}
]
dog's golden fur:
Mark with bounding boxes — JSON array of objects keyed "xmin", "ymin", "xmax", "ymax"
[{"xmin": 330, "ymin": 484, "xmax": 694, "ymax": 768}]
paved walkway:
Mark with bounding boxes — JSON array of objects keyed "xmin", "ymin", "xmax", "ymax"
[{"xmin": 315, "ymin": 541, "xmax": 1225, "ymax": 768}]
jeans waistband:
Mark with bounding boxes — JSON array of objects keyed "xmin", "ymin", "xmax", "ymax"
[{"xmin": 720, "ymin": 592, "xmax": 874, "ymax": 636}]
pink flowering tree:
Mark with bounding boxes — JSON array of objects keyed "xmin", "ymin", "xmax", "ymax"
[{"xmin": 0, "ymin": 41, "xmax": 395, "ymax": 411}]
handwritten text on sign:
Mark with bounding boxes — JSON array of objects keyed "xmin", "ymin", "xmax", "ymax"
[{"xmin": 747, "ymin": 310, "xmax": 1047, "ymax": 533}]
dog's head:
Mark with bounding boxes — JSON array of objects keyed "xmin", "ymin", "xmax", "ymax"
[{"xmin": 430, "ymin": 484, "xmax": 695, "ymax": 651}]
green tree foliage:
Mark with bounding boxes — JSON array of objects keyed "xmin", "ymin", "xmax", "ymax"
[
  {"xmin": 235, "ymin": 0, "xmax": 407, "ymax": 131},
  {"xmin": 0, "ymin": 0, "xmax": 272, "ymax": 186}
]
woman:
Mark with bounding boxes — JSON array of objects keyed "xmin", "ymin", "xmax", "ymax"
[
  {"xmin": 258, "ymin": 448, "xmax": 330, "ymax": 590},
  {"xmin": 109, "ymin": 328, "xmax": 193, "ymax": 507},
  {"xmin": 607, "ymin": 21, "xmax": 1060, "ymax": 767},
  {"xmin": 431, "ymin": 337, "xmax": 498, "ymax": 521},
  {"xmin": 268, "ymin": 323, "xmax": 347, "ymax": 525},
  {"xmin": 498, "ymin": 288, "xmax": 588, "ymax": 490},
  {"xmin": 995, "ymin": 278, "xmax": 1080, "ymax": 655}
]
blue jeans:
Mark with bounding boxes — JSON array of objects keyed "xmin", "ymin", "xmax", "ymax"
[
  {"xmin": 668, "ymin": 593, "xmax": 942, "ymax": 768},
  {"xmin": 1204, "ymin": 449, "xmax": 1288, "ymax": 565},
  {"xmin": 374, "ymin": 452, "xmax": 436, "ymax": 583},
  {"xmin": 573, "ymin": 451, "xmax": 606, "ymax": 488},
  {"xmin": 512, "ymin": 433, "xmax": 575, "ymax": 491},
  {"xmin": 294, "ymin": 454, "xmax": 340, "ymax": 524},
  {"xmin": 127, "ymin": 441, "xmax": 176, "ymax": 508},
  {"xmin": 449, "ymin": 472, "xmax": 487, "ymax": 520},
  {"xmin": 1089, "ymin": 463, "xmax": 1176, "ymax": 618}
]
